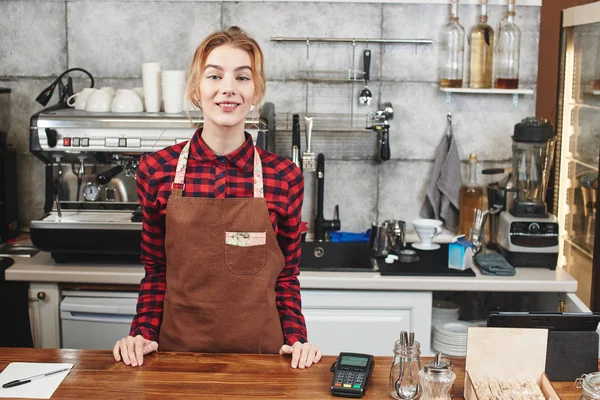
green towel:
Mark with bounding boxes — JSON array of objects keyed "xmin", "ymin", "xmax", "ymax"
[{"xmin": 474, "ymin": 253, "xmax": 516, "ymax": 276}]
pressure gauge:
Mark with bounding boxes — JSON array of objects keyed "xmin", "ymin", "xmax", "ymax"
[{"xmin": 82, "ymin": 182, "xmax": 101, "ymax": 201}]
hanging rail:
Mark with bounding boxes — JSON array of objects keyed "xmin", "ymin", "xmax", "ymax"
[{"xmin": 270, "ymin": 37, "xmax": 433, "ymax": 45}]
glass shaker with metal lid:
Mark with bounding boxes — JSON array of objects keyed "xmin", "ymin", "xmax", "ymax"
[
  {"xmin": 418, "ymin": 352, "xmax": 455, "ymax": 400},
  {"xmin": 576, "ymin": 372, "xmax": 600, "ymax": 399}
]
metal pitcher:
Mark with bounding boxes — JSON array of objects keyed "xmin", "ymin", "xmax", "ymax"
[{"xmin": 369, "ymin": 222, "xmax": 391, "ymax": 257}]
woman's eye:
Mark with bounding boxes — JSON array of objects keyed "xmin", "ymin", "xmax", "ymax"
[
  {"xmin": 237, "ymin": 76, "xmax": 251, "ymax": 81},
  {"xmin": 207, "ymin": 74, "xmax": 220, "ymax": 80}
]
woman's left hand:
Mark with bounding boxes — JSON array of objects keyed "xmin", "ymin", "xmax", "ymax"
[{"xmin": 279, "ymin": 342, "xmax": 323, "ymax": 369}]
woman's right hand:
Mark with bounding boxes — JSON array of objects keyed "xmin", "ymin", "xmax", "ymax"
[{"xmin": 113, "ymin": 335, "xmax": 158, "ymax": 367}]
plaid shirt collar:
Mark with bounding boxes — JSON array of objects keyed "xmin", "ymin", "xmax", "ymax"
[{"xmin": 189, "ymin": 128, "xmax": 255, "ymax": 171}]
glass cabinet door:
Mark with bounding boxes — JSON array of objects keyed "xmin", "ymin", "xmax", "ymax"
[{"xmin": 556, "ymin": 3, "xmax": 600, "ymax": 309}]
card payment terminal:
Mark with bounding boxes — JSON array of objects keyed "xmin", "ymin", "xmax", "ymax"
[{"xmin": 330, "ymin": 352, "xmax": 375, "ymax": 398}]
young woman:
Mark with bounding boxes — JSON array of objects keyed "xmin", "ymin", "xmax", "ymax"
[{"xmin": 113, "ymin": 26, "xmax": 321, "ymax": 369}]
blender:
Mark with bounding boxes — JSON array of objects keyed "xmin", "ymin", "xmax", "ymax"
[{"xmin": 496, "ymin": 117, "xmax": 559, "ymax": 269}]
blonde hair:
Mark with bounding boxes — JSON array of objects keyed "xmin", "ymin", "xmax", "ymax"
[{"xmin": 186, "ymin": 26, "xmax": 266, "ymax": 116}]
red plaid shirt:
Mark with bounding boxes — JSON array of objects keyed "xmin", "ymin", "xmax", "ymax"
[{"xmin": 130, "ymin": 130, "xmax": 307, "ymax": 345}]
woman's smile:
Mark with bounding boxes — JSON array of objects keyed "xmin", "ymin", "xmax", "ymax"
[{"xmin": 216, "ymin": 101, "xmax": 241, "ymax": 112}]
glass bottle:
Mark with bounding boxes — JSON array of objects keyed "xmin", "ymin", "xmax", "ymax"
[
  {"xmin": 459, "ymin": 153, "xmax": 484, "ymax": 236},
  {"xmin": 389, "ymin": 338, "xmax": 421, "ymax": 400},
  {"xmin": 469, "ymin": 0, "xmax": 494, "ymax": 88},
  {"xmin": 439, "ymin": 0, "xmax": 465, "ymax": 88},
  {"xmin": 419, "ymin": 352, "xmax": 456, "ymax": 400},
  {"xmin": 494, "ymin": 0, "xmax": 521, "ymax": 89}
]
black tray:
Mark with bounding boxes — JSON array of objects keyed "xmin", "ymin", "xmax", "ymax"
[{"xmin": 378, "ymin": 243, "xmax": 476, "ymax": 277}]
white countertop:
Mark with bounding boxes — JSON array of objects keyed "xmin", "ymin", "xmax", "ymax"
[{"xmin": 4, "ymin": 251, "xmax": 578, "ymax": 293}]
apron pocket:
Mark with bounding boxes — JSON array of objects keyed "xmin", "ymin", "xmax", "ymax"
[{"xmin": 225, "ymin": 232, "xmax": 267, "ymax": 274}]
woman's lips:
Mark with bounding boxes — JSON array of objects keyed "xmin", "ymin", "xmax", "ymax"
[{"xmin": 217, "ymin": 102, "xmax": 240, "ymax": 112}]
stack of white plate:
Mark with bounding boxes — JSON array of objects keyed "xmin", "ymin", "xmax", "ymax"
[
  {"xmin": 432, "ymin": 300, "xmax": 460, "ymax": 326},
  {"xmin": 432, "ymin": 320, "xmax": 486, "ymax": 356}
]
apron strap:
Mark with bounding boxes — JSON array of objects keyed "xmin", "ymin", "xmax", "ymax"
[
  {"xmin": 172, "ymin": 139, "xmax": 264, "ymax": 199},
  {"xmin": 252, "ymin": 147, "xmax": 264, "ymax": 199}
]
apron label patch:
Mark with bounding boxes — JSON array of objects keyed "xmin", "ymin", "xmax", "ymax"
[{"xmin": 226, "ymin": 232, "xmax": 267, "ymax": 247}]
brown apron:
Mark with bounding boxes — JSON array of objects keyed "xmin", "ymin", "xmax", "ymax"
[{"xmin": 158, "ymin": 140, "xmax": 285, "ymax": 353}]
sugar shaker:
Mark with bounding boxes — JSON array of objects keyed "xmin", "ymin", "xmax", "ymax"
[{"xmin": 418, "ymin": 352, "xmax": 455, "ymax": 400}]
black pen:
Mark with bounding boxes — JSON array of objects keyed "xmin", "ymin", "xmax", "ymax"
[{"xmin": 2, "ymin": 367, "xmax": 70, "ymax": 388}]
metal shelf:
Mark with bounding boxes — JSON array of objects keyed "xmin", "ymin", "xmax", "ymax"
[
  {"xmin": 439, "ymin": 87, "xmax": 535, "ymax": 107},
  {"xmin": 275, "ymin": 113, "xmax": 372, "ymax": 132},
  {"xmin": 564, "ymin": 236, "xmax": 594, "ymax": 260},
  {"xmin": 584, "ymin": 88, "xmax": 600, "ymax": 95},
  {"xmin": 271, "ymin": 37, "xmax": 433, "ymax": 45},
  {"xmin": 566, "ymin": 156, "xmax": 599, "ymax": 172}
]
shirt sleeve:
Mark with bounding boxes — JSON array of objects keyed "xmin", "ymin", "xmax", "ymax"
[
  {"xmin": 275, "ymin": 163, "xmax": 308, "ymax": 345},
  {"xmin": 130, "ymin": 154, "xmax": 166, "ymax": 341}
]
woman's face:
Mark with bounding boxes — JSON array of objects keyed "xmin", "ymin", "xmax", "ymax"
[{"xmin": 200, "ymin": 45, "xmax": 256, "ymax": 131}]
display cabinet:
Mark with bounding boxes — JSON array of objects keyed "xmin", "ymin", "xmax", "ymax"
[{"xmin": 555, "ymin": 2, "xmax": 600, "ymax": 309}]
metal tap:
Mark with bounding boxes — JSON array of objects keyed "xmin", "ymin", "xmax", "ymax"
[{"xmin": 314, "ymin": 153, "xmax": 340, "ymax": 242}]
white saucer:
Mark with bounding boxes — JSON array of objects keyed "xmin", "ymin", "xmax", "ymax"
[{"xmin": 412, "ymin": 243, "xmax": 440, "ymax": 251}]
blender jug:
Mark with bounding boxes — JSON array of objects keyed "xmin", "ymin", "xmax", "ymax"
[{"xmin": 510, "ymin": 117, "xmax": 556, "ymax": 217}]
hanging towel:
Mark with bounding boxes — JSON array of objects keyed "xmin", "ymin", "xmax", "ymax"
[{"xmin": 420, "ymin": 121, "xmax": 462, "ymax": 232}]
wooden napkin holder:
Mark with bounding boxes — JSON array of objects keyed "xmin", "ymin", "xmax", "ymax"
[{"xmin": 463, "ymin": 327, "xmax": 560, "ymax": 400}]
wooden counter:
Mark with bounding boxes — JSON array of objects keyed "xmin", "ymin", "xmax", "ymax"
[{"xmin": 0, "ymin": 348, "xmax": 585, "ymax": 399}]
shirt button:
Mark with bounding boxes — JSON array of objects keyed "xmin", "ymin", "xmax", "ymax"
[
  {"xmin": 217, "ymin": 172, "xmax": 225, "ymax": 178},
  {"xmin": 218, "ymin": 157, "xmax": 226, "ymax": 163},
  {"xmin": 243, "ymin": 166, "xmax": 248, "ymax": 170}
]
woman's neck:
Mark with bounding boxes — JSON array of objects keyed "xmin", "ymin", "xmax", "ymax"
[{"xmin": 200, "ymin": 121, "xmax": 246, "ymax": 156}]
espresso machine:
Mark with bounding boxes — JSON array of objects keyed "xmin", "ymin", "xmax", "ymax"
[
  {"xmin": 496, "ymin": 117, "xmax": 559, "ymax": 269},
  {"xmin": 29, "ymin": 104, "xmax": 275, "ymax": 262}
]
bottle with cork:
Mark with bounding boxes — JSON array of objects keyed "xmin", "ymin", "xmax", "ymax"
[
  {"xmin": 459, "ymin": 153, "xmax": 483, "ymax": 236},
  {"xmin": 494, "ymin": 0, "xmax": 521, "ymax": 89},
  {"xmin": 439, "ymin": 0, "xmax": 465, "ymax": 88}
]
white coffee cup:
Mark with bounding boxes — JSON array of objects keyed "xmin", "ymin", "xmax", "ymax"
[
  {"xmin": 161, "ymin": 70, "xmax": 186, "ymax": 86},
  {"xmin": 67, "ymin": 88, "xmax": 96, "ymax": 110},
  {"xmin": 161, "ymin": 70, "xmax": 186, "ymax": 113},
  {"xmin": 111, "ymin": 89, "xmax": 144, "ymax": 113},
  {"xmin": 100, "ymin": 86, "xmax": 116, "ymax": 97},
  {"xmin": 132, "ymin": 87, "xmax": 146, "ymax": 111},
  {"xmin": 85, "ymin": 89, "xmax": 113, "ymax": 112},
  {"xmin": 142, "ymin": 63, "xmax": 162, "ymax": 112},
  {"xmin": 412, "ymin": 219, "xmax": 443, "ymax": 247}
]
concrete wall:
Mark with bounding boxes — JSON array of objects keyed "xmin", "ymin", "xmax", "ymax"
[{"xmin": 0, "ymin": 1, "xmax": 540, "ymax": 233}]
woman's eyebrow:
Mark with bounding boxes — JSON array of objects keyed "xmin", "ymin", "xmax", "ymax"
[{"xmin": 204, "ymin": 64, "xmax": 252, "ymax": 71}]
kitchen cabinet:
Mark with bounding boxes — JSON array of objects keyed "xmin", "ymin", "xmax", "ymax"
[
  {"xmin": 28, "ymin": 282, "xmax": 60, "ymax": 348},
  {"xmin": 302, "ymin": 290, "xmax": 431, "ymax": 356},
  {"xmin": 21, "ymin": 284, "xmax": 589, "ymax": 354},
  {"xmin": 8, "ymin": 253, "xmax": 589, "ymax": 353}
]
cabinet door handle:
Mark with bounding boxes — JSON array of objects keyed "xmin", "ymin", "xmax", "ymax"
[{"xmin": 37, "ymin": 292, "xmax": 46, "ymax": 300}]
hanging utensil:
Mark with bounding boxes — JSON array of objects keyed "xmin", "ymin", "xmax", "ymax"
[
  {"xmin": 358, "ymin": 49, "xmax": 372, "ymax": 105},
  {"xmin": 303, "ymin": 116, "xmax": 316, "ymax": 172},
  {"xmin": 291, "ymin": 114, "xmax": 301, "ymax": 170}
]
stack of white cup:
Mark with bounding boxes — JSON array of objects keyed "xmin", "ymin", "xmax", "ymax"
[
  {"xmin": 162, "ymin": 70, "xmax": 186, "ymax": 113},
  {"xmin": 142, "ymin": 63, "xmax": 162, "ymax": 113}
]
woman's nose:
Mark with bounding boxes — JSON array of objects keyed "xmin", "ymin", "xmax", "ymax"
[{"xmin": 220, "ymin": 77, "xmax": 236, "ymax": 95}]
